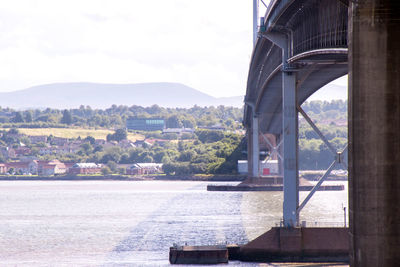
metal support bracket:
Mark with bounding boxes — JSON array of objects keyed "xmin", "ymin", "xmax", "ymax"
[
  {"xmin": 259, "ymin": 32, "xmax": 287, "ymax": 50},
  {"xmin": 297, "ymin": 105, "xmax": 348, "ymax": 213},
  {"xmin": 260, "ymin": 132, "xmax": 283, "ymax": 161}
]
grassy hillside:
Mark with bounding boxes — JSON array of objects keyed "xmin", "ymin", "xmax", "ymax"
[{"xmin": 6, "ymin": 128, "xmax": 144, "ymax": 142}]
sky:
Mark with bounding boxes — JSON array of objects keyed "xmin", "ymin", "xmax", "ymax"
[{"xmin": 0, "ymin": 0, "xmax": 347, "ymax": 98}]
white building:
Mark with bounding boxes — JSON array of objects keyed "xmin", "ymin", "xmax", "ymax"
[{"xmin": 237, "ymin": 160, "xmax": 279, "ymax": 175}]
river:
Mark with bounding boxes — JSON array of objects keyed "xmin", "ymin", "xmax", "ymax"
[{"xmin": 0, "ymin": 180, "xmax": 348, "ymax": 266}]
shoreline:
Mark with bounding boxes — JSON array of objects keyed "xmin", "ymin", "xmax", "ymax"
[{"xmin": 0, "ymin": 174, "xmax": 247, "ymax": 182}]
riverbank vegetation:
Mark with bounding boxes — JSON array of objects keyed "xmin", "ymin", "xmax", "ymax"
[{"xmin": 0, "ymin": 100, "xmax": 348, "ymax": 173}]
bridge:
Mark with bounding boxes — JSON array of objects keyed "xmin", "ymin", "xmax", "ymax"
[
  {"xmin": 244, "ymin": 0, "xmax": 349, "ymax": 227},
  {"xmin": 243, "ymin": 0, "xmax": 400, "ymax": 266}
]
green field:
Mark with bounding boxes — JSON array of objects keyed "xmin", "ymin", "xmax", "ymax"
[{"xmin": 6, "ymin": 128, "xmax": 144, "ymax": 142}]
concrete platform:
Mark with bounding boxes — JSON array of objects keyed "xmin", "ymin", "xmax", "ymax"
[
  {"xmin": 169, "ymin": 227, "xmax": 349, "ymax": 264},
  {"xmin": 239, "ymin": 227, "xmax": 349, "ymax": 262},
  {"xmin": 169, "ymin": 245, "xmax": 228, "ymax": 264},
  {"xmin": 207, "ymin": 184, "xmax": 344, "ymax": 191},
  {"xmin": 207, "ymin": 177, "xmax": 344, "ymax": 191}
]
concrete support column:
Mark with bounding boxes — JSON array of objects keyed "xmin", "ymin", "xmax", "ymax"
[
  {"xmin": 349, "ymin": 1, "xmax": 400, "ymax": 266},
  {"xmin": 282, "ymin": 70, "xmax": 298, "ymax": 227},
  {"xmin": 247, "ymin": 128, "xmax": 253, "ymax": 175},
  {"xmin": 252, "ymin": 114, "xmax": 260, "ymax": 177},
  {"xmin": 261, "ymin": 31, "xmax": 299, "ymax": 227}
]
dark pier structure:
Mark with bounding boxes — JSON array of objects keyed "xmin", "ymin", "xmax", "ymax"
[{"xmin": 349, "ymin": 0, "xmax": 400, "ymax": 266}]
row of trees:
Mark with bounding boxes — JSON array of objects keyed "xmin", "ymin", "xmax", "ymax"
[{"xmin": 0, "ymin": 105, "xmax": 244, "ymax": 130}]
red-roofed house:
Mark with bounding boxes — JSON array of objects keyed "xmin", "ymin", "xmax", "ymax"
[
  {"xmin": 37, "ymin": 160, "xmax": 67, "ymax": 176},
  {"xmin": 68, "ymin": 163, "xmax": 102, "ymax": 175}
]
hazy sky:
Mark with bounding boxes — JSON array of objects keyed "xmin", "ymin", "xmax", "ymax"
[{"xmin": 0, "ymin": 0, "xmax": 346, "ymax": 98}]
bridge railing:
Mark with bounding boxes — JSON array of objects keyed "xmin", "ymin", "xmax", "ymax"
[
  {"xmin": 277, "ymin": 220, "xmax": 347, "ymax": 228},
  {"xmin": 288, "ymin": 0, "xmax": 348, "ymax": 56}
]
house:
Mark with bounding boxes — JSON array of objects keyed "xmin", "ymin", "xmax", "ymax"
[
  {"xmin": 57, "ymin": 143, "xmax": 81, "ymax": 154},
  {"xmin": 37, "ymin": 160, "xmax": 67, "ymax": 176},
  {"xmin": 64, "ymin": 162, "xmax": 75, "ymax": 171},
  {"xmin": 5, "ymin": 148, "xmax": 16, "ymax": 158},
  {"xmin": 126, "ymin": 163, "xmax": 163, "ymax": 175},
  {"xmin": 0, "ymin": 163, "xmax": 7, "ymax": 174},
  {"xmin": 102, "ymin": 141, "xmax": 117, "ymax": 149},
  {"xmin": 145, "ymin": 138, "xmax": 170, "ymax": 146},
  {"xmin": 0, "ymin": 147, "xmax": 10, "ymax": 159},
  {"xmin": 29, "ymin": 135, "xmax": 48, "ymax": 144},
  {"xmin": 39, "ymin": 146, "xmax": 57, "ymax": 155},
  {"xmin": 13, "ymin": 147, "xmax": 32, "ymax": 157},
  {"xmin": 134, "ymin": 140, "xmax": 153, "ymax": 148},
  {"xmin": 68, "ymin": 163, "xmax": 102, "ymax": 175},
  {"xmin": 51, "ymin": 137, "xmax": 69, "ymax": 146},
  {"xmin": 6, "ymin": 161, "xmax": 37, "ymax": 175},
  {"xmin": 117, "ymin": 140, "xmax": 136, "ymax": 149}
]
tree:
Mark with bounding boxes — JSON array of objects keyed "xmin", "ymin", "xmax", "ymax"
[
  {"xmin": 142, "ymin": 155, "xmax": 153, "ymax": 163},
  {"xmin": 117, "ymin": 167, "xmax": 126, "ymax": 175},
  {"xmin": 8, "ymin": 128, "xmax": 19, "ymax": 135},
  {"xmin": 84, "ymin": 136, "xmax": 96, "ymax": 145},
  {"xmin": 113, "ymin": 128, "xmax": 127, "ymax": 142},
  {"xmin": 106, "ymin": 161, "xmax": 118, "ymax": 172},
  {"xmin": 106, "ymin": 129, "xmax": 127, "ymax": 142},
  {"xmin": 24, "ymin": 111, "xmax": 33, "ymax": 123},
  {"xmin": 100, "ymin": 151, "xmax": 121, "ymax": 164},
  {"xmin": 101, "ymin": 166, "xmax": 112, "ymax": 175},
  {"xmin": 80, "ymin": 143, "xmax": 93, "ymax": 155},
  {"xmin": 61, "ymin": 109, "xmax": 72, "ymax": 125},
  {"xmin": 106, "ymin": 133, "xmax": 113, "ymax": 142},
  {"xmin": 182, "ymin": 117, "xmax": 195, "ymax": 128},
  {"xmin": 12, "ymin": 112, "xmax": 24, "ymax": 123},
  {"xmin": 196, "ymin": 130, "xmax": 225, "ymax": 143},
  {"xmin": 178, "ymin": 150, "xmax": 196, "ymax": 162},
  {"xmin": 166, "ymin": 115, "xmax": 182, "ymax": 128}
]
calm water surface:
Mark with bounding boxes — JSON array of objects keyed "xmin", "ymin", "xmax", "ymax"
[{"xmin": 0, "ymin": 180, "xmax": 348, "ymax": 266}]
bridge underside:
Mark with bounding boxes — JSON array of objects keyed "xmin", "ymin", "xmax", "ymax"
[{"xmin": 257, "ymin": 52, "xmax": 348, "ymax": 134}]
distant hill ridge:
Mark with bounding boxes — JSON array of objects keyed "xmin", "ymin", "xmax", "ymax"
[{"xmin": 0, "ymin": 82, "xmax": 244, "ymax": 109}]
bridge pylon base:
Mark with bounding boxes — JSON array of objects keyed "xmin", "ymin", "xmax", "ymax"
[{"xmin": 236, "ymin": 227, "xmax": 349, "ymax": 263}]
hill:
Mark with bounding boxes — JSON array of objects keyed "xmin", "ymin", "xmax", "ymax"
[{"xmin": 0, "ymin": 82, "xmax": 244, "ymax": 109}]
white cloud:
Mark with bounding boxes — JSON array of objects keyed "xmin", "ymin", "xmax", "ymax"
[{"xmin": 0, "ymin": 0, "xmax": 254, "ymax": 97}]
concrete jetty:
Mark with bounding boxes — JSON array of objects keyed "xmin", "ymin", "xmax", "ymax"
[
  {"xmin": 169, "ymin": 245, "xmax": 228, "ymax": 264},
  {"xmin": 207, "ymin": 176, "xmax": 344, "ymax": 191}
]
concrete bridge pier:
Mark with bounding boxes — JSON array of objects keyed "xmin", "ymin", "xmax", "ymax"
[
  {"xmin": 349, "ymin": 1, "xmax": 400, "ymax": 266},
  {"xmin": 247, "ymin": 110, "xmax": 260, "ymax": 177}
]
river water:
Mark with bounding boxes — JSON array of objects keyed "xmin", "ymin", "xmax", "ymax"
[{"xmin": 0, "ymin": 180, "xmax": 348, "ymax": 266}]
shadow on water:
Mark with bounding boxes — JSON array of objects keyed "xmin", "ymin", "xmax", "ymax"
[{"xmin": 104, "ymin": 183, "xmax": 248, "ymax": 265}]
